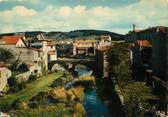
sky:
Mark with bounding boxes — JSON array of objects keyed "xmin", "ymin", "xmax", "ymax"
[{"xmin": 0, "ymin": 0, "xmax": 168, "ymax": 34}]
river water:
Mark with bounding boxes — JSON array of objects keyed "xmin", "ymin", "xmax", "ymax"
[
  {"xmin": 84, "ymin": 89, "xmax": 112, "ymax": 117},
  {"xmin": 75, "ymin": 64, "xmax": 113, "ymax": 117}
]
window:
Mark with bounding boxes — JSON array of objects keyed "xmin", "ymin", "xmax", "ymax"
[{"xmin": 34, "ymin": 70, "xmax": 38, "ymax": 73}]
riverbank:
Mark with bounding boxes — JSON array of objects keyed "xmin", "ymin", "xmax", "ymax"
[{"xmin": 0, "ymin": 72, "xmax": 63, "ymax": 111}]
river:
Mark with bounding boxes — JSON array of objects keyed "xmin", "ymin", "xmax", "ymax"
[
  {"xmin": 75, "ymin": 64, "xmax": 114, "ymax": 117},
  {"xmin": 84, "ymin": 89, "xmax": 113, "ymax": 117}
]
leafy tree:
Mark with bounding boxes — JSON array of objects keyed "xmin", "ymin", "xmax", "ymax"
[
  {"xmin": 0, "ymin": 48, "xmax": 15, "ymax": 63},
  {"xmin": 108, "ymin": 42, "xmax": 131, "ymax": 85}
]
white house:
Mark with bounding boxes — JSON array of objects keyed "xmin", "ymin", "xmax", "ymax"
[
  {"xmin": 30, "ymin": 40, "xmax": 57, "ymax": 61},
  {"xmin": 46, "ymin": 41, "xmax": 57, "ymax": 61}
]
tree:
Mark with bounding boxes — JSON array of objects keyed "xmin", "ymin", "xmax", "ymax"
[
  {"xmin": 0, "ymin": 48, "xmax": 15, "ymax": 63},
  {"xmin": 108, "ymin": 42, "xmax": 132, "ymax": 85}
]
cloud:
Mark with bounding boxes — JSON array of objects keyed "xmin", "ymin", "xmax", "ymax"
[
  {"xmin": 12, "ymin": 6, "xmax": 37, "ymax": 16},
  {"xmin": 58, "ymin": 6, "xmax": 72, "ymax": 18},
  {"xmin": 0, "ymin": 0, "xmax": 168, "ymax": 34}
]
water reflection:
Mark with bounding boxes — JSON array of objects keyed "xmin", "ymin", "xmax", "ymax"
[{"xmin": 84, "ymin": 89, "xmax": 112, "ymax": 117}]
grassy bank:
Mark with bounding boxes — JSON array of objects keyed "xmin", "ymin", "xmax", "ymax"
[
  {"xmin": 0, "ymin": 72, "xmax": 63, "ymax": 111},
  {"xmin": 10, "ymin": 104, "xmax": 71, "ymax": 117}
]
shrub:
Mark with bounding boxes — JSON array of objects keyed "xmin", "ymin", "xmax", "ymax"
[
  {"xmin": 49, "ymin": 86, "xmax": 84, "ymax": 103},
  {"xmin": 73, "ymin": 103, "xmax": 85, "ymax": 117},
  {"xmin": 0, "ymin": 48, "xmax": 15, "ymax": 63},
  {"xmin": 29, "ymin": 74, "xmax": 37, "ymax": 82},
  {"xmin": 67, "ymin": 90, "xmax": 76, "ymax": 102},
  {"xmin": 49, "ymin": 87, "xmax": 67, "ymax": 102},
  {"xmin": 50, "ymin": 78, "xmax": 65, "ymax": 87},
  {"xmin": 68, "ymin": 87, "xmax": 84, "ymax": 102},
  {"xmin": 122, "ymin": 82, "xmax": 155, "ymax": 117},
  {"xmin": 74, "ymin": 76, "xmax": 95, "ymax": 89},
  {"xmin": 13, "ymin": 100, "xmax": 29, "ymax": 110},
  {"xmin": 8, "ymin": 76, "xmax": 26, "ymax": 93}
]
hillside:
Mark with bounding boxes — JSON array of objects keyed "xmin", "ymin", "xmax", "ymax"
[
  {"xmin": 0, "ymin": 29, "xmax": 124, "ymax": 40},
  {"xmin": 45, "ymin": 30, "xmax": 123, "ymax": 40}
]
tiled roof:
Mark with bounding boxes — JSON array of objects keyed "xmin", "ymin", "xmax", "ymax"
[
  {"xmin": 137, "ymin": 40, "xmax": 151, "ymax": 47},
  {"xmin": 0, "ymin": 36, "xmax": 21, "ymax": 45}
]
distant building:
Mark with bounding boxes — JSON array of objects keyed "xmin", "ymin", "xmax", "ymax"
[
  {"xmin": 72, "ymin": 35, "xmax": 112, "ymax": 56},
  {"xmin": 73, "ymin": 40, "xmax": 97, "ymax": 55}
]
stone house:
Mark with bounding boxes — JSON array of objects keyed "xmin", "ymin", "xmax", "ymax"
[{"xmin": 0, "ymin": 35, "xmax": 48, "ymax": 75}]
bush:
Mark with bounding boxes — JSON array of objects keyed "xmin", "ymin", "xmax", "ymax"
[
  {"xmin": 74, "ymin": 76, "xmax": 95, "ymax": 89},
  {"xmin": 73, "ymin": 103, "xmax": 85, "ymax": 117},
  {"xmin": 68, "ymin": 87, "xmax": 84, "ymax": 102},
  {"xmin": 49, "ymin": 86, "xmax": 84, "ymax": 103},
  {"xmin": 50, "ymin": 78, "xmax": 65, "ymax": 87},
  {"xmin": 30, "ymin": 92, "xmax": 49, "ymax": 107},
  {"xmin": 13, "ymin": 99, "xmax": 29, "ymax": 110},
  {"xmin": 8, "ymin": 76, "xmax": 26, "ymax": 93},
  {"xmin": 122, "ymin": 82, "xmax": 155, "ymax": 117},
  {"xmin": 29, "ymin": 74, "xmax": 37, "ymax": 82},
  {"xmin": 49, "ymin": 87, "xmax": 67, "ymax": 102},
  {"xmin": 0, "ymin": 48, "xmax": 15, "ymax": 63},
  {"xmin": 17, "ymin": 63, "xmax": 29, "ymax": 72}
]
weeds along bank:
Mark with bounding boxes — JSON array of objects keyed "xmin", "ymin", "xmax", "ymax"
[
  {"xmin": 107, "ymin": 42, "xmax": 156, "ymax": 117},
  {"xmin": 0, "ymin": 70, "xmax": 95, "ymax": 117}
]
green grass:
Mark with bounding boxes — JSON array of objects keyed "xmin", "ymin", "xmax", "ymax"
[
  {"xmin": 10, "ymin": 104, "xmax": 72, "ymax": 117},
  {"xmin": 0, "ymin": 72, "xmax": 63, "ymax": 111}
]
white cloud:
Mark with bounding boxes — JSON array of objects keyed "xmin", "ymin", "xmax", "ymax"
[
  {"xmin": 58, "ymin": 6, "xmax": 72, "ymax": 18},
  {"xmin": 12, "ymin": 6, "xmax": 37, "ymax": 16},
  {"xmin": 0, "ymin": 0, "xmax": 167, "ymax": 34},
  {"xmin": 74, "ymin": 5, "xmax": 86, "ymax": 14}
]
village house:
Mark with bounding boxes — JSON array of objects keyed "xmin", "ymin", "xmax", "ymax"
[
  {"xmin": 0, "ymin": 62, "xmax": 11, "ymax": 93},
  {"xmin": 0, "ymin": 35, "xmax": 43, "ymax": 76},
  {"xmin": 0, "ymin": 34, "xmax": 57, "ymax": 76}
]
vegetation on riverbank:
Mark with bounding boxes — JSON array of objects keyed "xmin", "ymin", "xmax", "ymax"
[
  {"xmin": 108, "ymin": 42, "xmax": 155, "ymax": 117},
  {"xmin": 0, "ymin": 69, "xmax": 95, "ymax": 117},
  {"xmin": 0, "ymin": 72, "xmax": 63, "ymax": 111}
]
